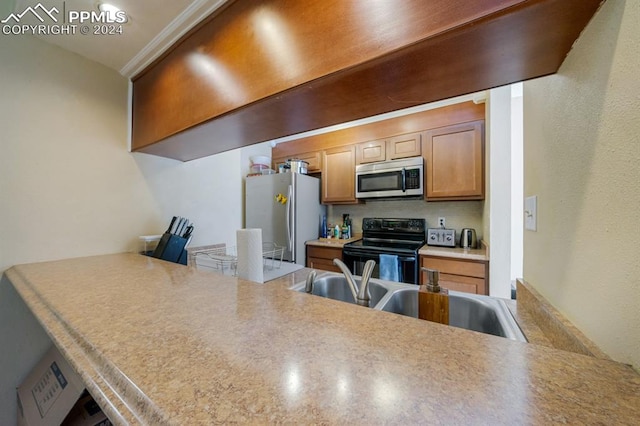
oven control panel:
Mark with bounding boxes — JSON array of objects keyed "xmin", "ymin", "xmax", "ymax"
[{"xmin": 426, "ymin": 228, "xmax": 456, "ymax": 247}]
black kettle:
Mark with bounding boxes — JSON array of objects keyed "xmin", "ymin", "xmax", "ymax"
[{"xmin": 460, "ymin": 228, "xmax": 477, "ymax": 249}]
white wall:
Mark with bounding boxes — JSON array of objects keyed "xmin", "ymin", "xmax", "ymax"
[
  {"xmin": 523, "ymin": 0, "xmax": 639, "ymax": 369},
  {"xmin": 0, "ymin": 34, "xmax": 263, "ymax": 424},
  {"xmin": 510, "ymin": 84, "xmax": 523, "ymax": 281},
  {"xmin": 0, "ymin": 34, "xmax": 161, "ymax": 425},
  {"xmin": 486, "ymin": 86, "xmax": 512, "ymax": 298},
  {"xmin": 130, "ymin": 140, "xmax": 274, "ymax": 249},
  {"xmin": 0, "ymin": 39, "xmax": 164, "ymax": 272}
]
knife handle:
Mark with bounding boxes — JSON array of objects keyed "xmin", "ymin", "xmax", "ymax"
[{"xmin": 166, "ymin": 216, "xmax": 177, "ymax": 234}]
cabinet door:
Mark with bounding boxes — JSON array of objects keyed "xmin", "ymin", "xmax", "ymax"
[
  {"xmin": 356, "ymin": 139, "xmax": 386, "ymax": 164},
  {"xmin": 307, "ymin": 246, "xmax": 343, "ymax": 272},
  {"xmin": 420, "ymin": 255, "xmax": 488, "ymax": 295},
  {"xmin": 295, "ymin": 151, "xmax": 322, "ymax": 173},
  {"xmin": 322, "ymin": 146, "xmax": 358, "ymax": 204},
  {"xmin": 273, "ymin": 151, "xmax": 322, "ymax": 173},
  {"xmin": 423, "ymin": 121, "xmax": 484, "ymax": 200},
  {"xmin": 387, "ymin": 132, "xmax": 421, "ymax": 159}
]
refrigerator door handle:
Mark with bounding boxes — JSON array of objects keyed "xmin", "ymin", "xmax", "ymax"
[{"xmin": 286, "ymin": 184, "xmax": 293, "ymax": 252}]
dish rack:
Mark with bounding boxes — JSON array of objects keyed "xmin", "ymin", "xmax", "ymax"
[{"xmin": 189, "ymin": 242, "xmax": 285, "ymax": 275}]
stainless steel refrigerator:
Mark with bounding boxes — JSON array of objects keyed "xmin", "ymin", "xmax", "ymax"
[{"xmin": 245, "ymin": 173, "xmax": 326, "ymax": 265}]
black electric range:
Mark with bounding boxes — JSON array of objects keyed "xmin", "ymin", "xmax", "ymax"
[{"xmin": 342, "ymin": 218, "xmax": 426, "ymax": 285}]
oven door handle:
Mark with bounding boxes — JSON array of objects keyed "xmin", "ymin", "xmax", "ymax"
[{"xmin": 341, "ymin": 251, "xmax": 416, "ymax": 263}]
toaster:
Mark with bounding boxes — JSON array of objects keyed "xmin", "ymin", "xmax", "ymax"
[{"xmin": 426, "ymin": 228, "xmax": 456, "ymax": 247}]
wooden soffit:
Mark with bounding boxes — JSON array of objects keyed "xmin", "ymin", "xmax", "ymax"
[{"xmin": 132, "ymin": 0, "xmax": 604, "ymax": 161}]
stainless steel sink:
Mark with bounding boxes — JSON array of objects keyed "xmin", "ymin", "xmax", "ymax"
[
  {"xmin": 377, "ymin": 287, "xmax": 527, "ymax": 342},
  {"xmin": 292, "ymin": 274, "xmax": 389, "ymax": 306},
  {"xmin": 293, "ymin": 273, "xmax": 526, "ymax": 342}
]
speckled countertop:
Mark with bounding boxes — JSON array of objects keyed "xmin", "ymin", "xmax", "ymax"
[
  {"xmin": 305, "ymin": 235, "xmax": 361, "ymax": 247},
  {"xmin": 6, "ymin": 253, "xmax": 640, "ymax": 424},
  {"xmin": 419, "ymin": 242, "xmax": 489, "ymax": 261}
]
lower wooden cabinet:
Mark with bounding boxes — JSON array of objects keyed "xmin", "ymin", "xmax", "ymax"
[
  {"xmin": 306, "ymin": 245, "xmax": 343, "ymax": 272},
  {"xmin": 420, "ymin": 255, "xmax": 488, "ymax": 295}
]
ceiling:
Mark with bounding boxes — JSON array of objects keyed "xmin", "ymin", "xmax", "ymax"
[{"xmin": 9, "ymin": 0, "xmax": 230, "ymax": 78}]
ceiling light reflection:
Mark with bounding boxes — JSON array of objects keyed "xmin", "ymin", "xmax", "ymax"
[
  {"xmin": 281, "ymin": 361, "xmax": 302, "ymax": 406},
  {"xmin": 373, "ymin": 376, "xmax": 399, "ymax": 411},
  {"xmin": 187, "ymin": 52, "xmax": 245, "ymax": 105},
  {"xmin": 337, "ymin": 375, "xmax": 350, "ymax": 399},
  {"xmin": 252, "ymin": 8, "xmax": 302, "ymax": 81}
]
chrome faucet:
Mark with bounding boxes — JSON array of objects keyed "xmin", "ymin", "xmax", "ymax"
[
  {"xmin": 333, "ymin": 258, "xmax": 376, "ymax": 307},
  {"xmin": 305, "ymin": 270, "xmax": 317, "ymax": 293}
]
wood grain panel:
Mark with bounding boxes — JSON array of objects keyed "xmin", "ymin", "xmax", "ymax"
[
  {"xmin": 132, "ymin": 0, "xmax": 602, "ymax": 161},
  {"xmin": 274, "ymin": 102, "xmax": 484, "ymax": 159},
  {"xmin": 274, "ymin": 151, "xmax": 322, "ymax": 173},
  {"xmin": 422, "ymin": 257, "xmax": 486, "ymax": 278},
  {"xmin": 307, "ymin": 245, "xmax": 343, "ymax": 272},
  {"xmin": 388, "ymin": 133, "xmax": 422, "ymax": 159},
  {"xmin": 424, "ymin": 121, "xmax": 484, "ymax": 199},
  {"xmin": 356, "ymin": 139, "xmax": 386, "ymax": 164},
  {"xmin": 307, "ymin": 258, "xmax": 342, "ymax": 273},
  {"xmin": 439, "ymin": 280, "xmax": 479, "ymax": 294},
  {"xmin": 306, "ymin": 246, "xmax": 343, "ymax": 261},
  {"xmin": 322, "ymin": 146, "xmax": 358, "ymax": 204}
]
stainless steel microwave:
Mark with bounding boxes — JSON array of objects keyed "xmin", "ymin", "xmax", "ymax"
[{"xmin": 355, "ymin": 157, "xmax": 424, "ymax": 199}]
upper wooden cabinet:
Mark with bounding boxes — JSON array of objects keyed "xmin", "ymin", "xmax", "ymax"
[
  {"xmin": 356, "ymin": 132, "xmax": 421, "ymax": 164},
  {"xmin": 387, "ymin": 132, "xmax": 422, "ymax": 160},
  {"xmin": 130, "ymin": 0, "xmax": 602, "ymax": 161},
  {"xmin": 423, "ymin": 121, "xmax": 484, "ymax": 201},
  {"xmin": 356, "ymin": 139, "xmax": 386, "ymax": 164},
  {"xmin": 272, "ymin": 103, "xmax": 485, "ymax": 205},
  {"xmin": 273, "ymin": 151, "xmax": 322, "ymax": 173},
  {"xmin": 322, "ymin": 146, "xmax": 358, "ymax": 204}
]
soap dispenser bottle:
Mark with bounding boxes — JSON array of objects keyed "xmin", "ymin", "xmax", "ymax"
[{"xmin": 418, "ymin": 268, "xmax": 449, "ymax": 325}]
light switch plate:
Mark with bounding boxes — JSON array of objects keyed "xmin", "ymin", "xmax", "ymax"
[{"xmin": 525, "ymin": 196, "xmax": 537, "ymax": 231}]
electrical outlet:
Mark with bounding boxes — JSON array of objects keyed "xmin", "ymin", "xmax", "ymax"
[{"xmin": 438, "ymin": 217, "xmax": 446, "ymax": 228}]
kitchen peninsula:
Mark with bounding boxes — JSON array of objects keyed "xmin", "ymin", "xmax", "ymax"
[{"xmin": 6, "ymin": 254, "xmax": 639, "ymax": 424}]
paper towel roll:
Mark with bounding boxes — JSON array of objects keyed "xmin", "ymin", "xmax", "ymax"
[{"xmin": 236, "ymin": 229, "xmax": 264, "ymax": 283}]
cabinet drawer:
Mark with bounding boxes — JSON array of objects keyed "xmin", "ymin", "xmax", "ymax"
[
  {"xmin": 422, "ymin": 257, "xmax": 485, "ymax": 278},
  {"xmin": 307, "ymin": 246, "xmax": 343, "ymax": 260},
  {"xmin": 439, "ymin": 279, "xmax": 479, "ymax": 294},
  {"xmin": 307, "ymin": 257, "xmax": 342, "ymax": 272}
]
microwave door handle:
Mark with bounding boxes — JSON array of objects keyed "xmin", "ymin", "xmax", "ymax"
[{"xmin": 401, "ymin": 168, "xmax": 406, "ymax": 192}]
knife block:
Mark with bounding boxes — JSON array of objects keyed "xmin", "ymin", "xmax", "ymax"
[{"xmin": 151, "ymin": 233, "xmax": 188, "ymax": 264}]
